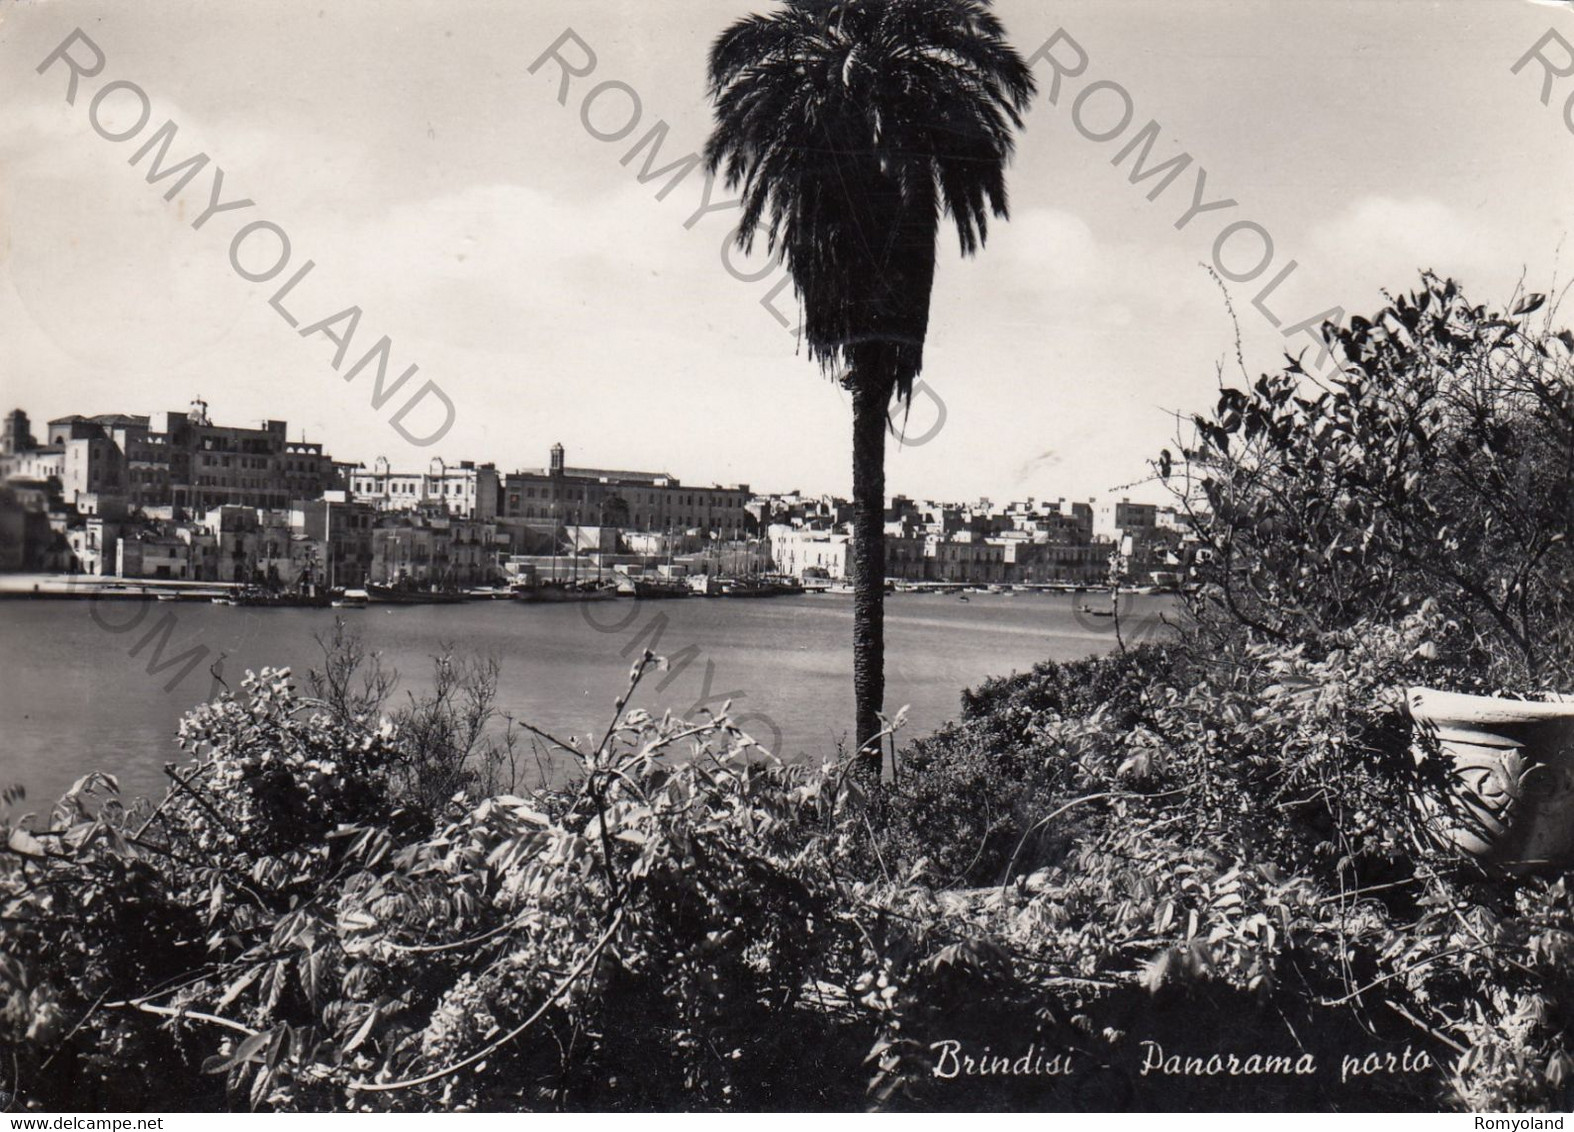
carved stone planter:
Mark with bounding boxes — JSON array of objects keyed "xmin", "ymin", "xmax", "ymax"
[{"xmin": 1407, "ymin": 687, "xmax": 1574, "ymax": 869}]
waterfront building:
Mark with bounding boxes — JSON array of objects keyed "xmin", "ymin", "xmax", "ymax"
[
  {"xmin": 117, "ymin": 530, "xmax": 197, "ymax": 581},
  {"xmin": 1000, "ymin": 539, "xmax": 1107, "ymax": 584},
  {"xmin": 292, "ymin": 495, "xmax": 377, "ymax": 590},
  {"xmin": 504, "ymin": 444, "xmax": 751, "ymax": 539},
  {"xmin": 491, "ymin": 516, "xmax": 558, "ymax": 560},
  {"xmin": 64, "ymin": 516, "xmax": 120, "ymax": 576},
  {"xmin": 34, "ymin": 399, "xmax": 346, "ymax": 515},
  {"xmin": 770, "ymin": 526, "xmax": 850, "ymax": 580},
  {"xmin": 884, "ymin": 535, "xmax": 928, "ymax": 581},
  {"xmin": 371, "ymin": 514, "xmax": 499, "ymax": 588},
  {"xmin": 350, "ymin": 456, "xmax": 500, "ymax": 519},
  {"xmin": 926, "ymin": 537, "xmax": 1010, "ymax": 585}
]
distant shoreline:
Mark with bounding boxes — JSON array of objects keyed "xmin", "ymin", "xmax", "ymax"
[
  {"xmin": 0, "ymin": 573, "xmax": 1162, "ymax": 603},
  {"xmin": 0, "ymin": 573, "xmax": 239, "ymax": 600}
]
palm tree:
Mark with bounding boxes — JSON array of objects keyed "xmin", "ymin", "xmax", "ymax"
[{"xmin": 704, "ymin": 0, "xmax": 1035, "ymax": 772}]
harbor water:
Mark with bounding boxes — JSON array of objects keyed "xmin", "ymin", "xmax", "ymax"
[{"xmin": 0, "ymin": 590, "xmax": 1175, "ymax": 809}]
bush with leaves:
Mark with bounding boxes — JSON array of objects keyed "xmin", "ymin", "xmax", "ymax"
[
  {"xmin": 1170, "ymin": 273, "xmax": 1574, "ymax": 688},
  {"xmin": 304, "ymin": 619, "xmax": 528, "ymax": 813},
  {"xmin": 6, "ymin": 617, "xmax": 1574, "ymax": 1110},
  {"xmin": 3, "ymin": 652, "xmax": 907, "ymax": 1111},
  {"xmin": 876, "ymin": 645, "xmax": 1178, "ymax": 886},
  {"xmin": 860, "ymin": 604, "xmax": 1574, "ymax": 1111},
  {"xmin": 845, "ymin": 274, "xmax": 1574, "ymax": 1110}
]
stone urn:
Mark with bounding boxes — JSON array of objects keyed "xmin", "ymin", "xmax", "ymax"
[{"xmin": 1407, "ymin": 687, "xmax": 1574, "ymax": 870}]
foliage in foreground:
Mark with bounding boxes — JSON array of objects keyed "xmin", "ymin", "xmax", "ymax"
[
  {"xmin": 5, "ymin": 608, "xmax": 1574, "ymax": 1111},
  {"xmin": 871, "ymin": 609, "xmax": 1574, "ymax": 1111},
  {"xmin": 1173, "ymin": 273, "xmax": 1574, "ymax": 687}
]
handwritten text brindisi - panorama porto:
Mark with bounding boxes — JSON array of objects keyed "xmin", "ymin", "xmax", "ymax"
[{"xmin": 927, "ymin": 1039, "xmax": 1460, "ymax": 1086}]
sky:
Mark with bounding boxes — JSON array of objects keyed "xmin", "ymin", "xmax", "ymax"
[{"xmin": 0, "ymin": 0, "xmax": 1570, "ymax": 505}]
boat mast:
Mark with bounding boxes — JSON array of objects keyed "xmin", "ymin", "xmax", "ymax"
[{"xmin": 325, "ymin": 496, "xmax": 333, "ymax": 592}]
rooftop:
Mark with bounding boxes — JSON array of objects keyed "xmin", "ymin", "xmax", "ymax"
[
  {"xmin": 47, "ymin": 413, "xmax": 151, "ymax": 429},
  {"xmin": 512, "ymin": 465, "xmax": 676, "ymax": 486}
]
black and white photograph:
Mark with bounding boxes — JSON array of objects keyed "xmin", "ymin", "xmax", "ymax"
[{"xmin": 1, "ymin": 0, "xmax": 1573, "ymax": 1117}]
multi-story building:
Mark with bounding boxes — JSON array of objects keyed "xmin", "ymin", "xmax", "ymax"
[
  {"xmin": 292, "ymin": 495, "xmax": 377, "ymax": 590},
  {"xmin": 770, "ymin": 526, "xmax": 850, "ymax": 580},
  {"xmin": 65, "ymin": 516, "xmax": 121, "ymax": 576},
  {"xmin": 926, "ymin": 537, "xmax": 1010, "ymax": 584},
  {"xmin": 371, "ymin": 514, "xmax": 500, "ymax": 587},
  {"xmin": 503, "ymin": 443, "xmax": 751, "ymax": 539},
  {"xmin": 1094, "ymin": 498, "xmax": 1159, "ymax": 542},
  {"xmin": 1002, "ymin": 539, "xmax": 1107, "ymax": 584},
  {"xmin": 0, "ymin": 445, "xmax": 66, "ymax": 485},
  {"xmin": 40, "ymin": 399, "xmax": 345, "ymax": 515},
  {"xmin": 350, "ymin": 456, "xmax": 500, "ymax": 519}
]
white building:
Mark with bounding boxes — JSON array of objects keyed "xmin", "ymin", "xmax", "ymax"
[
  {"xmin": 770, "ymin": 525, "xmax": 850, "ymax": 580},
  {"xmin": 351, "ymin": 456, "xmax": 499, "ymax": 519},
  {"xmin": 0, "ymin": 446, "xmax": 65, "ymax": 484}
]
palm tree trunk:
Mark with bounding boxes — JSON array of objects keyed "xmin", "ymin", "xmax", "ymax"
[{"xmin": 851, "ymin": 383, "xmax": 887, "ymax": 775}]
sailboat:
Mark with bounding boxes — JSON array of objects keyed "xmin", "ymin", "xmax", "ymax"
[
  {"xmin": 522, "ymin": 580, "xmax": 618, "ymax": 602},
  {"xmin": 628, "ymin": 576, "xmax": 692, "ymax": 599},
  {"xmin": 520, "ymin": 506, "xmax": 618, "ymax": 602},
  {"xmin": 366, "ymin": 577, "xmax": 468, "ymax": 605},
  {"xmin": 629, "ymin": 525, "xmax": 692, "ymax": 598}
]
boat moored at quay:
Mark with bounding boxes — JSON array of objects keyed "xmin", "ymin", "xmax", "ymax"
[
  {"xmin": 511, "ymin": 579, "xmax": 620, "ymax": 603},
  {"xmin": 720, "ymin": 574, "xmax": 804, "ymax": 598},
  {"xmin": 622, "ymin": 577, "xmax": 694, "ymax": 600},
  {"xmin": 365, "ymin": 582, "xmax": 471, "ymax": 606}
]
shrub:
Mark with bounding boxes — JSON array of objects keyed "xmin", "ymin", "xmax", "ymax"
[
  {"xmin": 1, "ymin": 657, "xmax": 881, "ymax": 1112},
  {"xmin": 6, "ymin": 624, "xmax": 1574, "ymax": 1111},
  {"xmin": 865, "ymin": 608, "xmax": 1574, "ymax": 1111},
  {"xmin": 1171, "ymin": 274, "xmax": 1574, "ymax": 689},
  {"xmin": 878, "ymin": 645, "xmax": 1180, "ymax": 886}
]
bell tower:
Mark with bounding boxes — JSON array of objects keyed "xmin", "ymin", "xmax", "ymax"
[
  {"xmin": 549, "ymin": 442, "xmax": 565, "ymax": 478},
  {"xmin": 2, "ymin": 409, "xmax": 34, "ymax": 455}
]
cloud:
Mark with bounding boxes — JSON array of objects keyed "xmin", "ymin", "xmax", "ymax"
[
  {"xmin": 1013, "ymin": 448, "xmax": 1062, "ymax": 483},
  {"xmin": 1304, "ymin": 196, "xmax": 1537, "ymax": 306}
]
